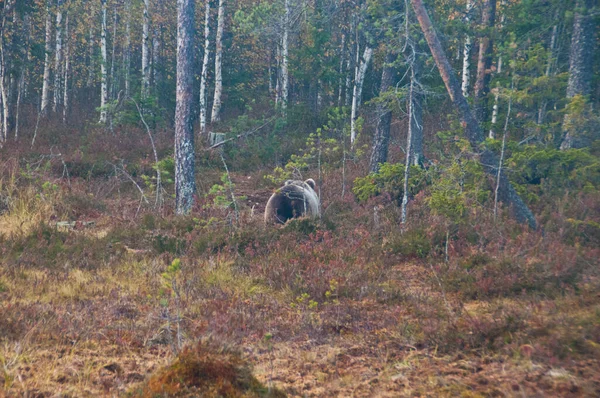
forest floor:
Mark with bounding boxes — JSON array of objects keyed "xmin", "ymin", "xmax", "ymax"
[{"xmin": 1, "ymin": 149, "xmax": 600, "ymax": 397}]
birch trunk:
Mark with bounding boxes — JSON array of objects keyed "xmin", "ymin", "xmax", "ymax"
[
  {"xmin": 99, "ymin": 0, "xmax": 108, "ymax": 124},
  {"xmin": 87, "ymin": 26, "xmax": 95, "ymax": 88},
  {"xmin": 461, "ymin": 0, "xmax": 473, "ymax": 97},
  {"xmin": 280, "ymin": 0, "xmax": 290, "ymax": 112},
  {"xmin": 53, "ymin": 0, "xmax": 63, "ymax": 113},
  {"xmin": 175, "ymin": 0, "xmax": 196, "ymax": 215},
  {"xmin": 211, "ymin": 0, "xmax": 225, "ymax": 122},
  {"xmin": 369, "ymin": 52, "xmax": 394, "ymax": 173},
  {"xmin": 63, "ymin": 12, "xmax": 70, "ymax": 124},
  {"xmin": 489, "ymin": 8, "xmax": 505, "ymax": 138},
  {"xmin": 410, "ymin": 0, "xmax": 536, "ymax": 229},
  {"xmin": 350, "ymin": 46, "xmax": 373, "ymax": 146},
  {"xmin": 537, "ymin": 22, "xmax": 558, "ymax": 125},
  {"xmin": 123, "ymin": 0, "xmax": 131, "ymax": 97},
  {"xmin": 199, "ymin": 0, "xmax": 210, "ymax": 135},
  {"xmin": 337, "ymin": 34, "xmax": 345, "ymax": 107},
  {"xmin": 141, "ymin": 0, "xmax": 151, "ymax": 99},
  {"xmin": 109, "ymin": 5, "xmax": 117, "ymax": 100},
  {"xmin": 560, "ymin": 0, "xmax": 596, "ymax": 150},
  {"xmin": 15, "ymin": 14, "xmax": 30, "ymax": 140},
  {"xmin": 473, "ymin": 0, "xmax": 496, "ymax": 124},
  {"xmin": 0, "ymin": 0, "xmax": 13, "ymax": 142},
  {"xmin": 41, "ymin": 0, "xmax": 52, "ymax": 116},
  {"xmin": 152, "ymin": 26, "xmax": 161, "ymax": 96},
  {"xmin": 401, "ymin": 67, "xmax": 417, "ymax": 225}
]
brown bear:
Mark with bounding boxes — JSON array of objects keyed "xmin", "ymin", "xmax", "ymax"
[{"xmin": 264, "ymin": 179, "xmax": 320, "ymax": 224}]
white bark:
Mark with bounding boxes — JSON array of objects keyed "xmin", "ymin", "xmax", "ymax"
[
  {"xmin": 87, "ymin": 26, "xmax": 94, "ymax": 88},
  {"xmin": 489, "ymin": 54, "xmax": 502, "ymax": 138},
  {"xmin": 280, "ymin": 0, "xmax": 290, "ymax": 112},
  {"xmin": 401, "ymin": 67, "xmax": 417, "ymax": 226},
  {"xmin": 199, "ymin": 0, "xmax": 210, "ymax": 135},
  {"xmin": 152, "ymin": 26, "xmax": 161, "ymax": 95},
  {"xmin": 350, "ymin": 46, "xmax": 373, "ymax": 146},
  {"xmin": 461, "ymin": 0, "xmax": 473, "ymax": 97},
  {"xmin": 99, "ymin": 0, "xmax": 108, "ymax": 123},
  {"xmin": 337, "ymin": 34, "xmax": 345, "ymax": 107},
  {"xmin": 141, "ymin": 0, "xmax": 151, "ymax": 99},
  {"xmin": 211, "ymin": 0, "xmax": 225, "ymax": 122},
  {"xmin": 110, "ymin": 5, "xmax": 117, "ymax": 100},
  {"xmin": 41, "ymin": 0, "xmax": 52, "ymax": 115},
  {"xmin": 63, "ymin": 12, "xmax": 70, "ymax": 124},
  {"xmin": 53, "ymin": 0, "xmax": 63, "ymax": 113},
  {"xmin": 124, "ymin": 0, "xmax": 131, "ymax": 97}
]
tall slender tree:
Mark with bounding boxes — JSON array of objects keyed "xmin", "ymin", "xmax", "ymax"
[
  {"xmin": 461, "ymin": 0, "xmax": 474, "ymax": 97},
  {"xmin": 473, "ymin": 0, "xmax": 496, "ymax": 124},
  {"xmin": 199, "ymin": 0, "xmax": 211, "ymax": 135},
  {"xmin": 53, "ymin": 0, "xmax": 64, "ymax": 113},
  {"xmin": 141, "ymin": 0, "xmax": 151, "ymax": 99},
  {"xmin": 211, "ymin": 0, "xmax": 225, "ymax": 122},
  {"xmin": 175, "ymin": 0, "xmax": 196, "ymax": 214},
  {"xmin": 350, "ymin": 45, "xmax": 373, "ymax": 146},
  {"xmin": 41, "ymin": 0, "xmax": 53, "ymax": 116},
  {"xmin": 369, "ymin": 52, "xmax": 395, "ymax": 173},
  {"xmin": 99, "ymin": 0, "xmax": 108, "ymax": 123}
]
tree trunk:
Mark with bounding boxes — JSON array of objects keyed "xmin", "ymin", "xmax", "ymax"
[
  {"xmin": 280, "ymin": 0, "xmax": 290, "ymax": 113},
  {"xmin": 369, "ymin": 52, "xmax": 394, "ymax": 173},
  {"xmin": 560, "ymin": 0, "xmax": 596, "ymax": 150},
  {"xmin": 99, "ymin": 0, "xmax": 108, "ymax": 124},
  {"xmin": 473, "ymin": 0, "xmax": 496, "ymax": 124},
  {"xmin": 152, "ymin": 25, "xmax": 162, "ymax": 97},
  {"xmin": 410, "ymin": 70, "xmax": 423, "ymax": 166},
  {"xmin": 87, "ymin": 26, "xmax": 95, "ymax": 89},
  {"xmin": 0, "ymin": 0, "xmax": 13, "ymax": 142},
  {"xmin": 489, "ymin": 7, "xmax": 506, "ymax": 139},
  {"xmin": 401, "ymin": 66, "xmax": 418, "ymax": 225},
  {"xmin": 410, "ymin": 0, "xmax": 536, "ymax": 229},
  {"xmin": 461, "ymin": 0, "xmax": 473, "ymax": 97},
  {"xmin": 199, "ymin": 0, "xmax": 210, "ymax": 135},
  {"xmin": 211, "ymin": 0, "xmax": 225, "ymax": 122},
  {"xmin": 124, "ymin": 0, "xmax": 131, "ymax": 98},
  {"xmin": 141, "ymin": 0, "xmax": 151, "ymax": 99},
  {"xmin": 350, "ymin": 46, "xmax": 373, "ymax": 146},
  {"xmin": 175, "ymin": 0, "xmax": 196, "ymax": 215},
  {"xmin": 63, "ymin": 12, "xmax": 70, "ymax": 124},
  {"xmin": 15, "ymin": 13, "xmax": 30, "ymax": 140},
  {"xmin": 110, "ymin": 5, "xmax": 117, "ymax": 101},
  {"xmin": 41, "ymin": 0, "xmax": 52, "ymax": 116},
  {"xmin": 337, "ymin": 34, "xmax": 345, "ymax": 107},
  {"xmin": 537, "ymin": 22, "xmax": 558, "ymax": 125},
  {"xmin": 53, "ymin": 0, "xmax": 63, "ymax": 113}
]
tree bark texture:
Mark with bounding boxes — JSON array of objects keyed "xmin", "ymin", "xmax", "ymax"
[
  {"xmin": 41, "ymin": 0, "xmax": 52, "ymax": 116},
  {"xmin": 473, "ymin": 0, "xmax": 496, "ymax": 124},
  {"xmin": 561, "ymin": 0, "xmax": 597, "ymax": 150},
  {"xmin": 124, "ymin": 0, "xmax": 131, "ymax": 97},
  {"xmin": 175, "ymin": 0, "xmax": 197, "ymax": 215},
  {"xmin": 350, "ymin": 46, "xmax": 373, "ymax": 146},
  {"xmin": 53, "ymin": 0, "xmax": 63, "ymax": 113},
  {"xmin": 199, "ymin": 0, "xmax": 210, "ymax": 135},
  {"xmin": 211, "ymin": 0, "xmax": 225, "ymax": 122},
  {"xmin": 369, "ymin": 52, "xmax": 395, "ymax": 173},
  {"xmin": 99, "ymin": 0, "xmax": 108, "ymax": 124},
  {"xmin": 63, "ymin": 12, "xmax": 70, "ymax": 123},
  {"xmin": 280, "ymin": 0, "xmax": 290, "ymax": 112},
  {"xmin": 461, "ymin": 0, "xmax": 474, "ymax": 97},
  {"xmin": 141, "ymin": 0, "xmax": 151, "ymax": 99},
  {"xmin": 410, "ymin": 0, "xmax": 536, "ymax": 229}
]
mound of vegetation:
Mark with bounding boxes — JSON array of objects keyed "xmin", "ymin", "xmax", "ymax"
[{"xmin": 129, "ymin": 341, "xmax": 284, "ymax": 397}]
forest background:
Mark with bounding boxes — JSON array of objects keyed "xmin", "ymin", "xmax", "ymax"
[{"xmin": 0, "ymin": 0, "xmax": 599, "ymax": 396}]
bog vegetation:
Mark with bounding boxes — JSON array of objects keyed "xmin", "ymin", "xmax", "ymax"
[{"xmin": 0, "ymin": 0, "xmax": 599, "ymax": 396}]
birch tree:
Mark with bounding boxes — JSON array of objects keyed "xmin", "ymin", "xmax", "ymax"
[
  {"xmin": 211, "ymin": 0, "xmax": 225, "ymax": 122},
  {"xmin": 41, "ymin": 0, "xmax": 53, "ymax": 116},
  {"xmin": 63, "ymin": 12, "xmax": 70, "ymax": 123},
  {"xmin": 280, "ymin": 0, "xmax": 289, "ymax": 113},
  {"xmin": 123, "ymin": 0, "xmax": 131, "ymax": 97},
  {"xmin": 473, "ymin": 0, "xmax": 496, "ymax": 124},
  {"xmin": 175, "ymin": 0, "xmax": 196, "ymax": 215},
  {"xmin": 99, "ymin": 0, "xmax": 108, "ymax": 123},
  {"xmin": 53, "ymin": 0, "xmax": 64, "ymax": 113},
  {"xmin": 461, "ymin": 0, "xmax": 473, "ymax": 97},
  {"xmin": 141, "ymin": 0, "xmax": 151, "ymax": 99},
  {"xmin": 350, "ymin": 45, "xmax": 373, "ymax": 146},
  {"xmin": 199, "ymin": 0, "xmax": 211, "ymax": 135}
]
